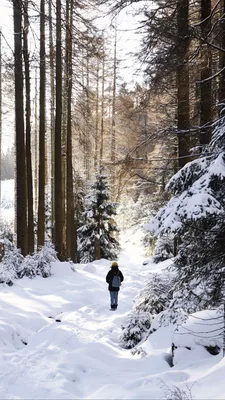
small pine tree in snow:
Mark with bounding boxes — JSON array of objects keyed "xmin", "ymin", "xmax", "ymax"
[
  {"xmin": 78, "ymin": 173, "xmax": 120, "ymax": 262},
  {"xmin": 120, "ymin": 311, "xmax": 151, "ymax": 349},
  {"xmin": 153, "ymin": 235, "xmax": 174, "ymax": 263},
  {"xmin": 120, "ymin": 270, "xmax": 174, "ymax": 348},
  {"xmin": 0, "ymin": 242, "xmax": 57, "ymax": 285}
]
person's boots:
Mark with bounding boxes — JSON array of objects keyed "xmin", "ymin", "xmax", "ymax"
[
  {"xmin": 114, "ymin": 305, "xmax": 118, "ymax": 311},
  {"xmin": 111, "ymin": 304, "xmax": 116, "ymax": 310}
]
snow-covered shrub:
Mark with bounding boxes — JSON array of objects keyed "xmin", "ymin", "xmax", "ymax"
[
  {"xmin": 120, "ymin": 311, "xmax": 151, "ymax": 349},
  {"xmin": 153, "ymin": 235, "xmax": 174, "ymax": 263},
  {"xmin": 0, "ymin": 263, "xmax": 17, "ymax": 286},
  {"xmin": 2, "ymin": 241, "xmax": 24, "ymax": 280},
  {"xmin": 120, "ymin": 270, "xmax": 174, "ymax": 348},
  {"xmin": 0, "ymin": 243, "xmax": 57, "ymax": 285},
  {"xmin": 25, "ymin": 244, "xmax": 57, "ymax": 278}
]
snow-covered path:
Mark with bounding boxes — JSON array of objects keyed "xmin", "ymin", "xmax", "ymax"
[
  {"xmin": 0, "ymin": 229, "xmax": 225, "ymax": 399},
  {"xmin": 0, "ymin": 229, "xmax": 165, "ymax": 399}
]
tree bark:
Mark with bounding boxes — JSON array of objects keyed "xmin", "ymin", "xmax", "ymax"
[
  {"xmin": 100, "ymin": 45, "xmax": 105, "ymax": 166},
  {"xmin": 199, "ymin": 0, "xmax": 212, "ymax": 146},
  {"xmin": 66, "ymin": 0, "xmax": 76, "ymax": 262},
  {"xmin": 94, "ymin": 59, "xmax": 99, "ymax": 171},
  {"xmin": 49, "ymin": 0, "xmax": 55, "ymax": 241},
  {"xmin": 0, "ymin": 29, "xmax": 2, "ymax": 222},
  {"xmin": 38, "ymin": 0, "xmax": 46, "ymax": 249},
  {"xmin": 177, "ymin": 0, "xmax": 190, "ymax": 170},
  {"xmin": 55, "ymin": 0, "xmax": 63, "ymax": 259},
  {"xmin": 13, "ymin": 0, "xmax": 27, "ymax": 255},
  {"xmin": 23, "ymin": 0, "xmax": 34, "ymax": 253},
  {"xmin": 219, "ymin": 0, "xmax": 225, "ymax": 111}
]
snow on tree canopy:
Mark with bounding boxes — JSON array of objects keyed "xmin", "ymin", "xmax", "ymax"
[
  {"xmin": 148, "ymin": 141, "xmax": 225, "ymax": 236},
  {"xmin": 78, "ymin": 173, "xmax": 120, "ymax": 263}
]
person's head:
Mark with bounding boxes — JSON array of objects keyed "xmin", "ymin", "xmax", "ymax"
[{"xmin": 111, "ymin": 261, "xmax": 118, "ymax": 268}]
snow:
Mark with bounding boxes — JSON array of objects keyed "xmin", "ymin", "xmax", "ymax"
[
  {"xmin": 1, "ymin": 179, "xmax": 14, "ymax": 225},
  {"xmin": 0, "ymin": 180, "xmax": 225, "ymax": 399}
]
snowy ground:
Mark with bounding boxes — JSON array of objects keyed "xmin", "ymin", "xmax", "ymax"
[
  {"xmin": 0, "ymin": 228, "xmax": 224, "ymax": 399},
  {"xmin": 0, "ymin": 180, "xmax": 225, "ymax": 399}
]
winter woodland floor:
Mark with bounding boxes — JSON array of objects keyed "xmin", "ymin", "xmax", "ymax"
[{"xmin": 0, "ymin": 226, "xmax": 225, "ymax": 399}]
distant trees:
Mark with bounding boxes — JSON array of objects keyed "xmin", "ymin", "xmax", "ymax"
[{"xmin": 9, "ymin": 0, "xmax": 128, "ymax": 261}]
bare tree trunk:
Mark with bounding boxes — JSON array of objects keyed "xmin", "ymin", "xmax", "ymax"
[
  {"xmin": 62, "ymin": 49, "xmax": 67, "ymax": 258},
  {"xmin": 100, "ymin": 48, "xmax": 105, "ymax": 166},
  {"xmin": 177, "ymin": 0, "xmax": 190, "ymax": 170},
  {"xmin": 200, "ymin": 0, "xmax": 212, "ymax": 146},
  {"xmin": 13, "ymin": 0, "xmax": 27, "ymax": 255},
  {"xmin": 219, "ymin": 0, "xmax": 225, "ymax": 112},
  {"xmin": 111, "ymin": 26, "xmax": 117, "ymax": 165},
  {"xmin": 0, "ymin": 28, "xmax": 2, "ymax": 222},
  {"xmin": 23, "ymin": 0, "xmax": 34, "ymax": 253},
  {"xmin": 94, "ymin": 59, "xmax": 99, "ymax": 171},
  {"xmin": 34, "ymin": 67, "xmax": 38, "ymax": 215},
  {"xmin": 85, "ymin": 55, "xmax": 91, "ymax": 181},
  {"xmin": 55, "ymin": 0, "xmax": 63, "ymax": 259},
  {"xmin": 38, "ymin": 0, "xmax": 46, "ymax": 248},
  {"xmin": 49, "ymin": 0, "xmax": 55, "ymax": 241},
  {"xmin": 66, "ymin": 0, "xmax": 76, "ymax": 261}
]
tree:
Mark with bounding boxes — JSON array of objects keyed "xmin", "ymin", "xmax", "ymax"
[
  {"xmin": 23, "ymin": 0, "xmax": 34, "ymax": 253},
  {"xmin": 177, "ymin": 0, "xmax": 190, "ymax": 169},
  {"xmin": 66, "ymin": 0, "xmax": 75, "ymax": 261},
  {"xmin": 54, "ymin": 0, "xmax": 63, "ymax": 260},
  {"xmin": 149, "ymin": 115, "xmax": 225, "ymax": 307},
  {"xmin": 38, "ymin": 0, "xmax": 46, "ymax": 249},
  {"xmin": 199, "ymin": 0, "xmax": 212, "ymax": 146},
  {"xmin": 78, "ymin": 172, "xmax": 119, "ymax": 262},
  {"xmin": 13, "ymin": 0, "xmax": 27, "ymax": 255}
]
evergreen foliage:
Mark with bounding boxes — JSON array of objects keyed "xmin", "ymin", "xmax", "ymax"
[
  {"xmin": 120, "ymin": 270, "xmax": 174, "ymax": 348},
  {"xmin": 78, "ymin": 173, "xmax": 120, "ymax": 263},
  {"xmin": 0, "ymin": 241, "xmax": 57, "ymax": 285},
  {"xmin": 153, "ymin": 235, "xmax": 174, "ymax": 263},
  {"xmin": 149, "ymin": 117, "xmax": 225, "ymax": 307}
]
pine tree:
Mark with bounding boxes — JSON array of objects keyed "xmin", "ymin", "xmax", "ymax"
[
  {"xmin": 78, "ymin": 173, "xmax": 120, "ymax": 263},
  {"xmin": 149, "ymin": 115, "xmax": 225, "ymax": 307}
]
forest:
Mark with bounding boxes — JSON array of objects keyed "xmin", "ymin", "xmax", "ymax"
[{"xmin": 0, "ymin": 0, "xmax": 225, "ymax": 398}]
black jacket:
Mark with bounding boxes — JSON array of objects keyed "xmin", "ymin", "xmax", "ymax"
[{"xmin": 106, "ymin": 267, "xmax": 124, "ymax": 292}]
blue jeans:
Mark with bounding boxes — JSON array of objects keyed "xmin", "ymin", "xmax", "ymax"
[{"xmin": 110, "ymin": 291, "xmax": 118, "ymax": 306}]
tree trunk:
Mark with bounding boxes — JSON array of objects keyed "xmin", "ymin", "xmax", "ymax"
[
  {"xmin": 66, "ymin": 0, "xmax": 76, "ymax": 262},
  {"xmin": 38, "ymin": 0, "xmax": 46, "ymax": 249},
  {"xmin": 177, "ymin": 0, "xmax": 190, "ymax": 170},
  {"xmin": 23, "ymin": 0, "xmax": 34, "ymax": 253},
  {"xmin": 55, "ymin": 0, "xmax": 63, "ymax": 259},
  {"xmin": 94, "ymin": 59, "xmax": 99, "ymax": 172},
  {"xmin": 219, "ymin": 0, "xmax": 225, "ymax": 111},
  {"xmin": 34, "ymin": 67, "xmax": 38, "ymax": 215},
  {"xmin": 111, "ymin": 26, "xmax": 117, "ymax": 165},
  {"xmin": 13, "ymin": 0, "xmax": 27, "ymax": 255},
  {"xmin": 200, "ymin": 0, "xmax": 212, "ymax": 146},
  {"xmin": 49, "ymin": 0, "xmax": 55, "ymax": 241},
  {"xmin": 100, "ymin": 47, "xmax": 105, "ymax": 166},
  {"xmin": 0, "ymin": 29, "xmax": 2, "ymax": 222}
]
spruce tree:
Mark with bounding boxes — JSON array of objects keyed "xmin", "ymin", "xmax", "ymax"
[
  {"xmin": 78, "ymin": 173, "xmax": 120, "ymax": 263},
  {"xmin": 149, "ymin": 116, "xmax": 225, "ymax": 307}
]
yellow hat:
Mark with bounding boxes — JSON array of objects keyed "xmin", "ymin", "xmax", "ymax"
[{"xmin": 112, "ymin": 261, "xmax": 118, "ymax": 267}]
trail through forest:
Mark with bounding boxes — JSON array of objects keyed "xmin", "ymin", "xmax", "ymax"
[{"xmin": 0, "ymin": 229, "xmax": 224, "ymax": 399}]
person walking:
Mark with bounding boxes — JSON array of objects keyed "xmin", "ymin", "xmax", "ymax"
[{"xmin": 106, "ymin": 261, "xmax": 124, "ymax": 310}]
